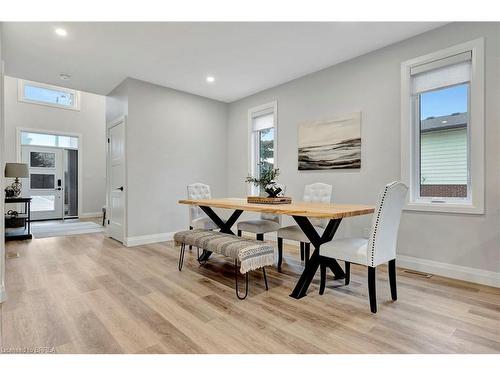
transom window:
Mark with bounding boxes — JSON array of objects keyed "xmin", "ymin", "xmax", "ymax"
[
  {"xmin": 18, "ymin": 79, "xmax": 80, "ymax": 110},
  {"xmin": 401, "ymin": 39, "xmax": 484, "ymax": 214},
  {"xmin": 248, "ymin": 102, "xmax": 278, "ymax": 194},
  {"xmin": 21, "ymin": 131, "xmax": 78, "ymax": 149}
]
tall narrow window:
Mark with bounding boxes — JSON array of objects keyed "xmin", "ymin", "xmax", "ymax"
[
  {"xmin": 249, "ymin": 102, "xmax": 277, "ymax": 194},
  {"xmin": 401, "ymin": 39, "xmax": 484, "ymax": 214}
]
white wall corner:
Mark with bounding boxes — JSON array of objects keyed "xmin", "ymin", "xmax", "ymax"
[
  {"xmin": 0, "ymin": 286, "xmax": 6, "ymax": 303},
  {"xmin": 124, "ymin": 232, "xmax": 175, "ymax": 247},
  {"xmin": 397, "ymin": 254, "xmax": 500, "ymax": 288}
]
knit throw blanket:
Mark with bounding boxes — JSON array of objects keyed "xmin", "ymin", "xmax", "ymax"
[{"xmin": 174, "ymin": 229, "xmax": 275, "ymax": 274}]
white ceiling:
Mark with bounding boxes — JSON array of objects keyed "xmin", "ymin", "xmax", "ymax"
[{"xmin": 3, "ymin": 22, "xmax": 446, "ymax": 102}]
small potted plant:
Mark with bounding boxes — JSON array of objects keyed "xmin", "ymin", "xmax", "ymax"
[{"xmin": 245, "ymin": 164, "xmax": 284, "ymax": 197}]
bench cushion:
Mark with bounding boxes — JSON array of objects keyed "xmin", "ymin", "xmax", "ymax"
[{"xmin": 174, "ymin": 229, "xmax": 275, "ymax": 274}]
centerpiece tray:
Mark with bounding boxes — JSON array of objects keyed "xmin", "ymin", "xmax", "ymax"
[{"xmin": 247, "ymin": 196, "xmax": 292, "ymax": 204}]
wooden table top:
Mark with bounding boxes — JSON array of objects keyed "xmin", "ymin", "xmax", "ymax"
[{"xmin": 178, "ymin": 198, "xmax": 375, "ymax": 219}]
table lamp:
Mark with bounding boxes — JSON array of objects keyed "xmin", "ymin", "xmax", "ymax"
[{"xmin": 5, "ymin": 163, "xmax": 29, "ymax": 197}]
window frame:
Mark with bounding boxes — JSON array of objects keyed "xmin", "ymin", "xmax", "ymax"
[
  {"xmin": 18, "ymin": 79, "xmax": 81, "ymax": 111},
  {"xmin": 247, "ymin": 101, "xmax": 278, "ymax": 195},
  {"xmin": 401, "ymin": 38, "xmax": 484, "ymax": 214}
]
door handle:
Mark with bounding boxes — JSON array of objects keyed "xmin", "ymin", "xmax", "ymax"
[
  {"xmin": 117, "ymin": 186, "xmax": 124, "ymax": 191},
  {"xmin": 55, "ymin": 187, "xmax": 62, "ymax": 191}
]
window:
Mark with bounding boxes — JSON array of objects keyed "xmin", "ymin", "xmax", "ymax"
[
  {"xmin": 31, "ymin": 196, "xmax": 56, "ymax": 212},
  {"xmin": 18, "ymin": 79, "xmax": 80, "ymax": 110},
  {"xmin": 401, "ymin": 39, "xmax": 484, "ymax": 214},
  {"xmin": 248, "ymin": 102, "xmax": 277, "ymax": 194},
  {"xmin": 21, "ymin": 131, "xmax": 78, "ymax": 149},
  {"xmin": 30, "ymin": 174, "xmax": 55, "ymax": 189},
  {"xmin": 30, "ymin": 151, "xmax": 56, "ymax": 168}
]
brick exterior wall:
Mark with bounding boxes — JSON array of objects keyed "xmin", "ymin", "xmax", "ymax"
[{"xmin": 420, "ymin": 184, "xmax": 467, "ymax": 198}]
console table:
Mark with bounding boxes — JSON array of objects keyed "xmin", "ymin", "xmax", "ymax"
[{"xmin": 4, "ymin": 197, "xmax": 32, "ymax": 241}]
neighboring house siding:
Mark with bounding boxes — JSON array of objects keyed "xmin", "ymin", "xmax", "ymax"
[{"xmin": 420, "ymin": 128, "xmax": 468, "ymax": 185}]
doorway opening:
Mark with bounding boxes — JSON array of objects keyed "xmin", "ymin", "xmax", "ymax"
[{"xmin": 18, "ymin": 129, "xmax": 81, "ymax": 221}]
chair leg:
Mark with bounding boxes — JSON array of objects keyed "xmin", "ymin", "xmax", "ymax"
[
  {"xmin": 304, "ymin": 243, "xmax": 310, "ymax": 266},
  {"xmin": 262, "ymin": 267, "xmax": 269, "ymax": 290},
  {"xmin": 319, "ymin": 263, "xmax": 326, "ymax": 295},
  {"xmin": 345, "ymin": 261, "xmax": 351, "ymax": 285},
  {"xmin": 300, "ymin": 242, "xmax": 305, "ymax": 261},
  {"xmin": 368, "ymin": 267, "xmax": 377, "ymax": 313},
  {"xmin": 388, "ymin": 259, "xmax": 397, "ymax": 301},
  {"xmin": 256, "ymin": 233, "xmax": 264, "ymax": 241},
  {"xmin": 237, "ymin": 230, "xmax": 242, "ymax": 237},
  {"xmin": 178, "ymin": 244, "xmax": 186, "ymax": 271},
  {"xmin": 189, "ymin": 226, "xmax": 193, "ymax": 250},
  {"xmin": 277, "ymin": 237, "xmax": 283, "ymax": 271},
  {"xmin": 235, "ymin": 260, "xmax": 249, "ymax": 300}
]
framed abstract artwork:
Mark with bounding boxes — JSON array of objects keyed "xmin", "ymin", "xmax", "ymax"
[{"xmin": 298, "ymin": 112, "xmax": 361, "ymax": 170}]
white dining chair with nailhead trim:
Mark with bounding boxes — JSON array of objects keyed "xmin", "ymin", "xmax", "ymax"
[
  {"xmin": 276, "ymin": 182, "xmax": 333, "ymax": 270},
  {"xmin": 319, "ymin": 181, "xmax": 408, "ymax": 313}
]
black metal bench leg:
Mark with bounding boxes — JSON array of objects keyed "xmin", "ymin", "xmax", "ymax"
[
  {"xmin": 368, "ymin": 266, "xmax": 377, "ymax": 313},
  {"xmin": 188, "ymin": 226, "xmax": 193, "ymax": 250},
  {"xmin": 178, "ymin": 244, "xmax": 186, "ymax": 271},
  {"xmin": 235, "ymin": 260, "xmax": 249, "ymax": 300},
  {"xmin": 262, "ymin": 267, "xmax": 269, "ymax": 290},
  {"xmin": 300, "ymin": 242, "xmax": 305, "ymax": 261},
  {"xmin": 319, "ymin": 263, "xmax": 326, "ymax": 295},
  {"xmin": 304, "ymin": 242, "xmax": 310, "ymax": 266},
  {"xmin": 237, "ymin": 230, "xmax": 242, "ymax": 237}
]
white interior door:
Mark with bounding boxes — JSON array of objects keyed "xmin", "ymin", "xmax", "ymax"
[
  {"xmin": 107, "ymin": 121, "xmax": 126, "ymax": 242},
  {"xmin": 21, "ymin": 146, "xmax": 64, "ymax": 220}
]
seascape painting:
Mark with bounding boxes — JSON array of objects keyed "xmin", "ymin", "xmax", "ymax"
[{"xmin": 298, "ymin": 112, "xmax": 361, "ymax": 170}]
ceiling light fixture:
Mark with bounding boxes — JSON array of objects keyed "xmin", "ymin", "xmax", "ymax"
[
  {"xmin": 206, "ymin": 76, "xmax": 215, "ymax": 83},
  {"xmin": 59, "ymin": 73, "xmax": 71, "ymax": 81},
  {"xmin": 55, "ymin": 28, "xmax": 68, "ymax": 37}
]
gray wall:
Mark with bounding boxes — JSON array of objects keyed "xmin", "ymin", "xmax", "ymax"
[
  {"xmin": 116, "ymin": 78, "xmax": 228, "ymax": 239},
  {"xmin": 106, "ymin": 79, "xmax": 128, "ymax": 124},
  {"xmin": 227, "ymin": 22, "xmax": 500, "ymax": 273},
  {"xmin": 4, "ymin": 76, "xmax": 107, "ymax": 216}
]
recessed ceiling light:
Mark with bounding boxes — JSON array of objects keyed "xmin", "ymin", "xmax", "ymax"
[
  {"xmin": 441, "ymin": 120, "xmax": 448, "ymax": 124},
  {"xmin": 206, "ymin": 76, "xmax": 215, "ymax": 83},
  {"xmin": 55, "ymin": 28, "xmax": 67, "ymax": 37},
  {"xmin": 59, "ymin": 73, "xmax": 71, "ymax": 81}
]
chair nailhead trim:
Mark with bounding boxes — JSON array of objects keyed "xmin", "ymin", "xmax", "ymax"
[{"xmin": 370, "ymin": 185, "xmax": 390, "ymax": 267}]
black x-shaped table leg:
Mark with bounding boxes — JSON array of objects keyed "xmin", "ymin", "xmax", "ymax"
[
  {"xmin": 289, "ymin": 216, "xmax": 345, "ymax": 299},
  {"xmin": 197, "ymin": 206, "xmax": 243, "ymax": 262}
]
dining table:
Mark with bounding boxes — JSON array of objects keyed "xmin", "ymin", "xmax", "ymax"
[{"xmin": 178, "ymin": 197, "xmax": 375, "ymax": 299}]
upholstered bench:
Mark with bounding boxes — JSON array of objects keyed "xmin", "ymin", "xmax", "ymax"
[{"xmin": 174, "ymin": 229, "xmax": 275, "ymax": 299}]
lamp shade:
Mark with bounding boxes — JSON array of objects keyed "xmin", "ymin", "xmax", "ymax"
[{"xmin": 5, "ymin": 163, "xmax": 29, "ymax": 178}]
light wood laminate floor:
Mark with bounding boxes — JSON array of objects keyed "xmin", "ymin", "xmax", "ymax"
[{"xmin": 1, "ymin": 233, "xmax": 499, "ymax": 353}]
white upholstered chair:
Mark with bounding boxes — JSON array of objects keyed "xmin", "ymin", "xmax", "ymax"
[
  {"xmin": 277, "ymin": 182, "xmax": 333, "ymax": 270},
  {"xmin": 237, "ymin": 212, "xmax": 281, "ymax": 241},
  {"xmin": 187, "ymin": 183, "xmax": 223, "ymax": 231},
  {"xmin": 319, "ymin": 181, "xmax": 408, "ymax": 313}
]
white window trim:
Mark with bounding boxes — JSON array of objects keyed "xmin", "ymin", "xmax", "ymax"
[
  {"xmin": 247, "ymin": 101, "xmax": 278, "ymax": 196},
  {"xmin": 401, "ymin": 38, "xmax": 484, "ymax": 214},
  {"xmin": 18, "ymin": 79, "xmax": 81, "ymax": 111}
]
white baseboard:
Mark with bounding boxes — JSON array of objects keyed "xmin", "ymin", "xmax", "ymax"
[
  {"xmin": 124, "ymin": 232, "xmax": 175, "ymax": 247},
  {"xmin": 397, "ymin": 255, "xmax": 500, "ymax": 288},
  {"xmin": 79, "ymin": 212, "xmax": 102, "ymax": 218}
]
